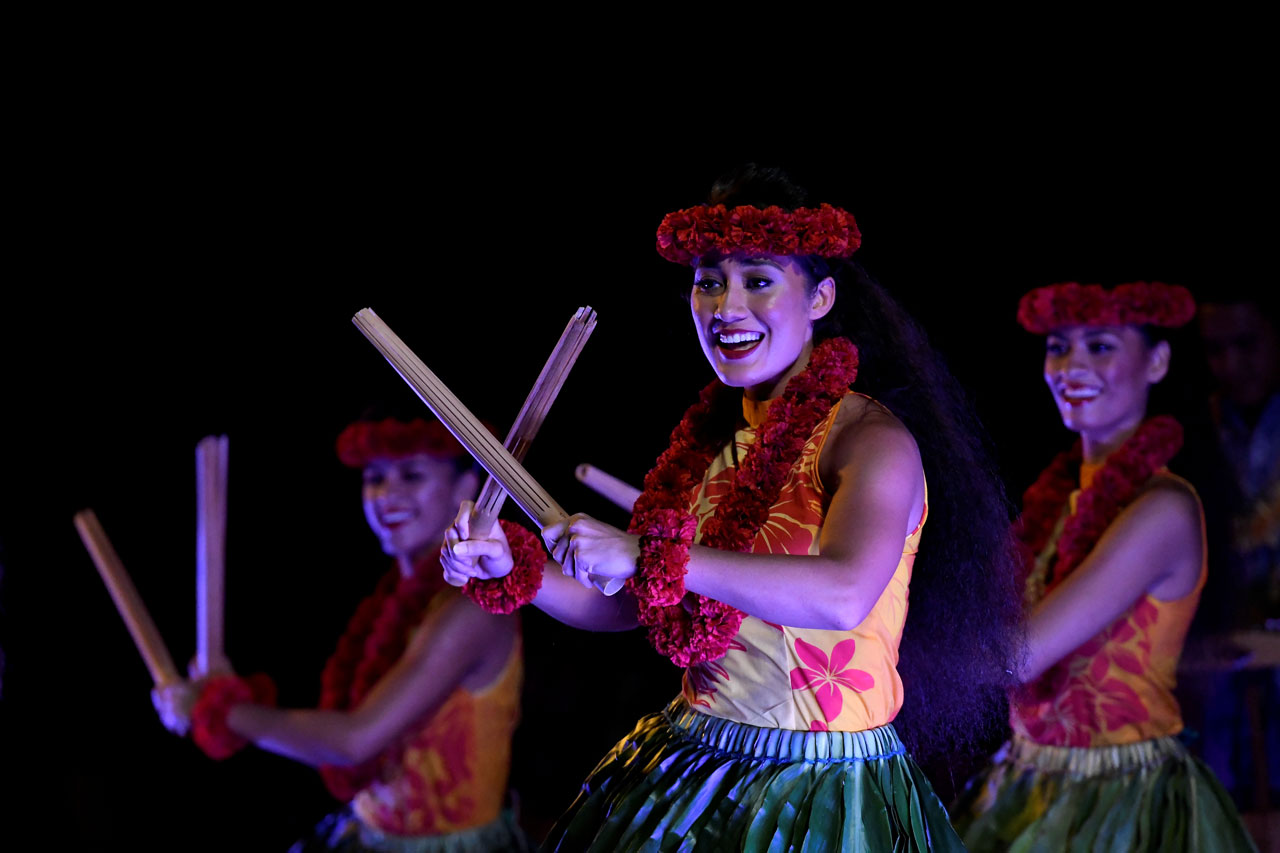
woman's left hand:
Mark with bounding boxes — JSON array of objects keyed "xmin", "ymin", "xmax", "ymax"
[
  {"xmin": 152, "ymin": 680, "xmax": 199, "ymax": 737},
  {"xmin": 541, "ymin": 514, "xmax": 640, "ymax": 590}
]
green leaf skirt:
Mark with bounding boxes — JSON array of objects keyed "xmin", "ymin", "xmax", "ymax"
[
  {"xmin": 951, "ymin": 734, "xmax": 1257, "ymax": 852},
  {"xmin": 544, "ymin": 698, "xmax": 965, "ymax": 852}
]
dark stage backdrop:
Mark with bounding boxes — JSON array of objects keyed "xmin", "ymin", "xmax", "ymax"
[{"xmin": 1, "ymin": 120, "xmax": 1266, "ymax": 847}]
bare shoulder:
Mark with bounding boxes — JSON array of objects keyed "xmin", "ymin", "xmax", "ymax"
[
  {"xmin": 1111, "ymin": 474, "xmax": 1203, "ymax": 599},
  {"xmin": 407, "ymin": 591, "xmax": 517, "ymax": 671},
  {"xmin": 820, "ymin": 393, "xmax": 923, "ymax": 491},
  {"xmin": 1130, "ymin": 473, "xmax": 1202, "ymax": 529}
]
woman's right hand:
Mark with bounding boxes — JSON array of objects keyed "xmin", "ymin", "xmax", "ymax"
[
  {"xmin": 440, "ymin": 500, "xmax": 514, "ymax": 586},
  {"xmin": 152, "ymin": 680, "xmax": 199, "ymax": 737}
]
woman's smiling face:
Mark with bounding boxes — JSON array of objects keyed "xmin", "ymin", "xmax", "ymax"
[
  {"xmin": 362, "ymin": 453, "xmax": 472, "ymax": 560},
  {"xmin": 690, "ymin": 254, "xmax": 835, "ymax": 399},
  {"xmin": 1042, "ymin": 325, "xmax": 1170, "ymax": 443}
]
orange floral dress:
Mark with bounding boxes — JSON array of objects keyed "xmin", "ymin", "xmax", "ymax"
[
  {"xmin": 349, "ymin": 588, "xmax": 523, "ymax": 838},
  {"xmin": 1010, "ymin": 465, "xmax": 1206, "ymax": 748},
  {"xmin": 680, "ymin": 394, "xmax": 921, "ymax": 733}
]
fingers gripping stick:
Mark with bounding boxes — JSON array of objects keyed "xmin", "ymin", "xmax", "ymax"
[{"xmin": 353, "ymin": 307, "xmax": 623, "ymax": 595}]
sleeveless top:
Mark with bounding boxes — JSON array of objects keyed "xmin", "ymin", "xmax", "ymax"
[
  {"xmin": 681, "ymin": 394, "xmax": 923, "ymax": 733},
  {"xmin": 352, "ymin": 588, "xmax": 523, "ymax": 835},
  {"xmin": 1010, "ymin": 465, "xmax": 1207, "ymax": 748}
]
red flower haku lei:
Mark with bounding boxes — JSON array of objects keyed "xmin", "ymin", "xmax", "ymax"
[
  {"xmin": 627, "ymin": 337, "xmax": 859, "ymax": 667},
  {"xmin": 336, "ymin": 417, "xmax": 468, "ymax": 468},
  {"xmin": 1013, "ymin": 415, "xmax": 1184, "ymax": 700},
  {"xmin": 315, "ymin": 551, "xmax": 451, "ymax": 800},
  {"xmin": 461, "ymin": 521, "xmax": 546, "ymax": 614},
  {"xmin": 192, "ymin": 673, "xmax": 278, "ymax": 761},
  {"xmin": 656, "ymin": 204, "xmax": 862, "ymax": 265},
  {"xmin": 1017, "ymin": 281, "xmax": 1195, "ymax": 335}
]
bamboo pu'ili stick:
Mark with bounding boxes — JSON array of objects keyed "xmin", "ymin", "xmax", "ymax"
[
  {"xmin": 353, "ymin": 308, "xmax": 623, "ymax": 595},
  {"xmin": 473, "ymin": 306, "xmax": 597, "ymax": 531},
  {"xmin": 575, "ymin": 464, "xmax": 641, "ymax": 514},
  {"xmin": 74, "ymin": 509, "xmax": 180, "ymax": 686},
  {"xmin": 195, "ymin": 435, "xmax": 229, "ymax": 677},
  {"xmin": 353, "ymin": 308, "xmax": 566, "ymax": 526}
]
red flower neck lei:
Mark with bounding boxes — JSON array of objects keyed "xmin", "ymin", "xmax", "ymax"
[
  {"xmin": 1016, "ymin": 415, "xmax": 1185, "ymax": 604},
  {"xmin": 316, "ymin": 551, "xmax": 451, "ymax": 801},
  {"xmin": 627, "ymin": 337, "xmax": 859, "ymax": 667}
]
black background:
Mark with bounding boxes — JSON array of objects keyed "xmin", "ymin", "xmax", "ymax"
[{"xmin": 1, "ymin": 61, "xmax": 1270, "ymax": 848}]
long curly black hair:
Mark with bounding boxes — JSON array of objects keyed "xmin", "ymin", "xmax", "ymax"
[{"xmin": 703, "ymin": 164, "xmax": 1024, "ymax": 761}]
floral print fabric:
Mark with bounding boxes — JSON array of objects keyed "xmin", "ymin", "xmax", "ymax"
[
  {"xmin": 351, "ymin": 592, "xmax": 522, "ymax": 836},
  {"xmin": 680, "ymin": 396, "xmax": 921, "ymax": 732},
  {"xmin": 1010, "ymin": 472, "xmax": 1206, "ymax": 747}
]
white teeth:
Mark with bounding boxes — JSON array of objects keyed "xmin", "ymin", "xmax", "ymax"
[
  {"xmin": 718, "ymin": 331, "xmax": 763, "ymax": 345},
  {"xmin": 1061, "ymin": 387, "xmax": 1100, "ymax": 400},
  {"xmin": 381, "ymin": 509, "xmax": 414, "ymax": 523}
]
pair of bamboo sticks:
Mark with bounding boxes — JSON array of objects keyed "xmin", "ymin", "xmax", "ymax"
[
  {"xmin": 77, "ymin": 307, "xmax": 616, "ymax": 686},
  {"xmin": 74, "ymin": 435, "xmax": 228, "ymax": 687},
  {"xmin": 353, "ymin": 307, "xmax": 631, "ymax": 594}
]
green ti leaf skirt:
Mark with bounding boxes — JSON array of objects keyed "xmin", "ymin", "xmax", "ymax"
[
  {"xmin": 544, "ymin": 698, "xmax": 965, "ymax": 852},
  {"xmin": 951, "ymin": 734, "xmax": 1257, "ymax": 852}
]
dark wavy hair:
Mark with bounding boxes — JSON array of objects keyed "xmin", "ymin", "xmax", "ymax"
[{"xmin": 704, "ymin": 165, "xmax": 1024, "ymax": 760}]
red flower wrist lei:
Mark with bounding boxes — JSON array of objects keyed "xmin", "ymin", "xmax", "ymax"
[
  {"xmin": 462, "ymin": 520, "xmax": 546, "ymax": 614},
  {"xmin": 191, "ymin": 673, "xmax": 277, "ymax": 761},
  {"xmin": 632, "ymin": 509, "xmax": 699, "ymax": 609}
]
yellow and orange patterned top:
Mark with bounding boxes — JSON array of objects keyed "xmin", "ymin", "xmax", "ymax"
[
  {"xmin": 352, "ymin": 588, "xmax": 522, "ymax": 836},
  {"xmin": 681, "ymin": 394, "xmax": 922, "ymax": 733},
  {"xmin": 1010, "ymin": 465, "xmax": 1206, "ymax": 748}
]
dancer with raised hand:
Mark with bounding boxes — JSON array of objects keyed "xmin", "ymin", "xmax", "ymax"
[
  {"xmin": 952, "ymin": 282, "xmax": 1257, "ymax": 851},
  {"xmin": 444, "ymin": 164, "xmax": 1022, "ymax": 852},
  {"xmin": 153, "ymin": 416, "xmax": 535, "ymax": 852}
]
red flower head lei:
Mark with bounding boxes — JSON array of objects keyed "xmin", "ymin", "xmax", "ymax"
[
  {"xmin": 627, "ymin": 336, "xmax": 859, "ymax": 667},
  {"xmin": 1017, "ymin": 281, "xmax": 1196, "ymax": 335},
  {"xmin": 336, "ymin": 417, "xmax": 468, "ymax": 468},
  {"xmin": 656, "ymin": 203, "xmax": 862, "ymax": 265}
]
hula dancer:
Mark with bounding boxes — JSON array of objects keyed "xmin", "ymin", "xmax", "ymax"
[
  {"xmin": 154, "ymin": 416, "xmax": 534, "ymax": 851},
  {"xmin": 952, "ymin": 282, "xmax": 1257, "ymax": 851},
  {"xmin": 444, "ymin": 165, "xmax": 1022, "ymax": 851}
]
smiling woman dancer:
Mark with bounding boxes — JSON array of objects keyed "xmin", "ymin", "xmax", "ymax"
[
  {"xmin": 951, "ymin": 282, "xmax": 1257, "ymax": 852},
  {"xmin": 442, "ymin": 165, "xmax": 1021, "ymax": 852},
  {"xmin": 154, "ymin": 416, "xmax": 534, "ymax": 852}
]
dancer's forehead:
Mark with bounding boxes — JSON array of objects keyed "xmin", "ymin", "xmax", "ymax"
[{"xmin": 694, "ymin": 253, "xmax": 805, "ymax": 275}]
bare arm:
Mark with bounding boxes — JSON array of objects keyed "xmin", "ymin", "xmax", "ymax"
[
  {"xmin": 227, "ymin": 594, "xmax": 516, "ymax": 767},
  {"xmin": 681, "ymin": 406, "xmax": 924, "ymax": 630},
  {"xmin": 1016, "ymin": 479, "xmax": 1204, "ymax": 683},
  {"xmin": 545, "ymin": 399, "xmax": 925, "ymax": 632}
]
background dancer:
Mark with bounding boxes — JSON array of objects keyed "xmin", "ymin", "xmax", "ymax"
[
  {"xmin": 443, "ymin": 164, "xmax": 1023, "ymax": 851},
  {"xmin": 154, "ymin": 415, "xmax": 533, "ymax": 852},
  {"xmin": 952, "ymin": 282, "xmax": 1257, "ymax": 851}
]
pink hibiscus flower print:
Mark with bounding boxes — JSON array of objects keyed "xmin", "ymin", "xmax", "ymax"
[{"xmin": 789, "ymin": 638, "xmax": 875, "ymax": 722}]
